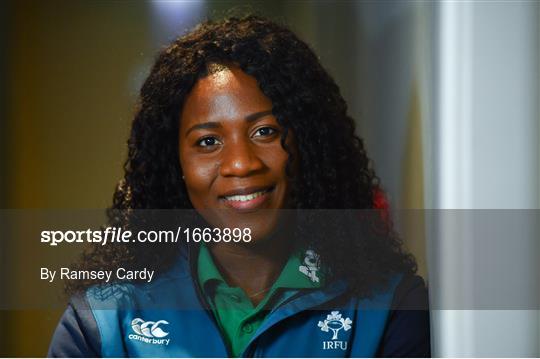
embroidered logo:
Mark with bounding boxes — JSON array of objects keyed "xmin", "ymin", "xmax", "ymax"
[
  {"xmin": 128, "ymin": 318, "xmax": 170, "ymax": 346},
  {"xmin": 299, "ymin": 249, "xmax": 320, "ymax": 283},
  {"xmin": 318, "ymin": 311, "xmax": 353, "ymax": 350}
]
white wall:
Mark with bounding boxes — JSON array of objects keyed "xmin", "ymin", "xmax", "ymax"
[{"xmin": 428, "ymin": 1, "xmax": 540, "ymax": 356}]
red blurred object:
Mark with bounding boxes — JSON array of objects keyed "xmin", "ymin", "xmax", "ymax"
[
  {"xmin": 373, "ymin": 187, "xmax": 389, "ymax": 210},
  {"xmin": 373, "ymin": 187, "xmax": 391, "ymax": 223}
]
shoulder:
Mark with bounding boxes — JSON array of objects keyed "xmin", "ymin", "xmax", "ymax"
[
  {"xmin": 376, "ymin": 274, "xmax": 431, "ymax": 357},
  {"xmin": 48, "ymin": 294, "xmax": 101, "ymax": 357},
  {"xmin": 48, "ymin": 281, "xmax": 138, "ymax": 358},
  {"xmin": 391, "ymin": 274, "xmax": 429, "ymax": 309},
  {"xmin": 48, "ymin": 263, "xmax": 189, "ymax": 357}
]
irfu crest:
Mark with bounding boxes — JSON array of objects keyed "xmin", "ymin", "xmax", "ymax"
[{"xmin": 318, "ymin": 311, "xmax": 353, "ymax": 340}]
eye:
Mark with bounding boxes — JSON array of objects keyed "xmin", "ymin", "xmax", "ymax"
[
  {"xmin": 197, "ymin": 136, "xmax": 222, "ymax": 147},
  {"xmin": 253, "ymin": 126, "xmax": 278, "ymax": 138}
]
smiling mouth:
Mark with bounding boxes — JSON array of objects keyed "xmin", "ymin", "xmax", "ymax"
[{"xmin": 220, "ymin": 186, "xmax": 275, "ymax": 210}]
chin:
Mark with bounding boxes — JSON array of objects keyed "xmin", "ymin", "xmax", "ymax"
[
  {"xmin": 243, "ymin": 219, "xmax": 282, "ymax": 245},
  {"xmin": 197, "ymin": 207, "xmax": 285, "ymax": 244}
]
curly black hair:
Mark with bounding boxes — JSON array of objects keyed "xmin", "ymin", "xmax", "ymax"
[{"xmin": 66, "ymin": 15, "xmax": 416, "ymax": 298}]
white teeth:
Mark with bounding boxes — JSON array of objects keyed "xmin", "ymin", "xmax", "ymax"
[{"xmin": 225, "ymin": 190, "xmax": 267, "ymax": 202}]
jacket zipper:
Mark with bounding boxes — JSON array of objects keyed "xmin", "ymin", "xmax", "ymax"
[{"xmin": 187, "ymin": 243, "xmax": 233, "ymax": 357}]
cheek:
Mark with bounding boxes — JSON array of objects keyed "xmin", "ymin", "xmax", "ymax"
[
  {"xmin": 265, "ymin": 145, "xmax": 293, "ymax": 184},
  {"xmin": 272, "ymin": 139, "xmax": 297, "ymax": 205},
  {"xmin": 180, "ymin": 154, "xmax": 218, "ymax": 206},
  {"xmin": 258, "ymin": 146, "xmax": 292, "ymax": 201}
]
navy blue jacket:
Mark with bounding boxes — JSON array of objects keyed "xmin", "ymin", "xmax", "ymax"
[{"xmin": 48, "ymin": 248, "xmax": 430, "ymax": 357}]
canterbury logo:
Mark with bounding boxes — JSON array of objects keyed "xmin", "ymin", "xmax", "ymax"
[{"xmin": 131, "ymin": 318, "xmax": 169, "ymax": 338}]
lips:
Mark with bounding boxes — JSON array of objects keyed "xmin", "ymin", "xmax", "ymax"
[{"xmin": 219, "ymin": 186, "xmax": 275, "ymax": 211}]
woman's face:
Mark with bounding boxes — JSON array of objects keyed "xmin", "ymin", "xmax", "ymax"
[{"xmin": 178, "ymin": 65, "xmax": 294, "ymax": 242}]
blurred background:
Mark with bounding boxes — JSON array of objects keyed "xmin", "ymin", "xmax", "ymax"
[{"xmin": 0, "ymin": 0, "xmax": 538, "ymax": 357}]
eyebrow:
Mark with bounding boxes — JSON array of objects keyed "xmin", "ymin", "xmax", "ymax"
[
  {"xmin": 184, "ymin": 110, "xmax": 273, "ymax": 136},
  {"xmin": 245, "ymin": 109, "xmax": 273, "ymax": 122}
]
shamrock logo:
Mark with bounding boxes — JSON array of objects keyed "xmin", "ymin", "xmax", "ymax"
[
  {"xmin": 299, "ymin": 249, "xmax": 320, "ymax": 283},
  {"xmin": 318, "ymin": 311, "xmax": 353, "ymax": 340}
]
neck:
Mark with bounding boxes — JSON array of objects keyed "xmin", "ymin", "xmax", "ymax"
[{"xmin": 208, "ymin": 236, "xmax": 292, "ymax": 306}]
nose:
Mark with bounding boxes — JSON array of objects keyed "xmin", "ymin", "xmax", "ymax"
[{"xmin": 219, "ymin": 138, "xmax": 265, "ymax": 177}]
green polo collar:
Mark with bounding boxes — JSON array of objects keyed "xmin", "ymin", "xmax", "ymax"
[
  {"xmin": 197, "ymin": 243, "xmax": 323, "ymax": 357},
  {"xmin": 198, "ymin": 244, "xmax": 322, "ymax": 294}
]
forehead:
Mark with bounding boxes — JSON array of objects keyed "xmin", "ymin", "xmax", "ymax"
[{"xmin": 180, "ymin": 65, "xmax": 272, "ymax": 124}]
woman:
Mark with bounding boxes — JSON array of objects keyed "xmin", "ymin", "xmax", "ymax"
[{"xmin": 48, "ymin": 15, "xmax": 430, "ymax": 357}]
